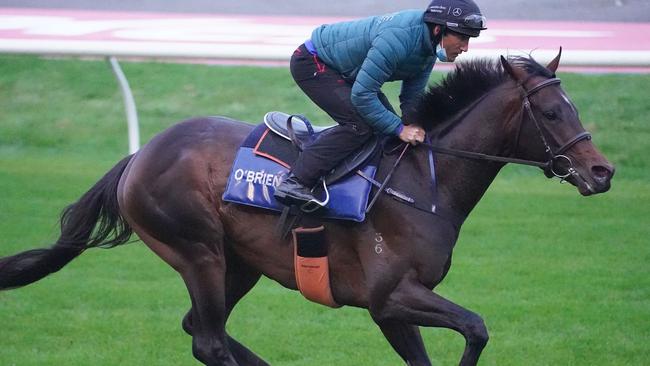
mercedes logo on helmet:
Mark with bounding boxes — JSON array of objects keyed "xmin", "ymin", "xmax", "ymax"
[{"xmin": 452, "ymin": 8, "xmax": 463, "ymax": 17}]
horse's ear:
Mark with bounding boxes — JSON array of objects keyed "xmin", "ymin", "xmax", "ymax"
[
  {"xmin": 546, "ymin": 47, "xmax": 562, "ymax": 74},
  {"xmin": 500, "ymin": 55, "xmax": 527, "ymax": 83}
]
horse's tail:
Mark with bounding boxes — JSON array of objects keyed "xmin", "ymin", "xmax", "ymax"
[{"xmin": 0, "ymin": 154, "xmax": 135, "ymax": 290}]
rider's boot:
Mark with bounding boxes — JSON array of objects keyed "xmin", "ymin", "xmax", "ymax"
[{"xmin": 274, "ymin": 174, "xmax": 315, "ymax": 205}]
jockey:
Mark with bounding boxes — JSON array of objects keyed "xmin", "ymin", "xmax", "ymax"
[{"xmin": 274, "ymin": 0, "xmax": 487, "ymax": 205}]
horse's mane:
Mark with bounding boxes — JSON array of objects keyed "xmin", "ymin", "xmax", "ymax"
[{"xmin": 410, "ymin": 56, "xmax": 553, "ymax": 131}]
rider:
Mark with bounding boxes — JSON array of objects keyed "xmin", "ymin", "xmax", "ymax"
[{"xmin": 274, "ymin": 0, "xmax": 487, "ymax": 205}]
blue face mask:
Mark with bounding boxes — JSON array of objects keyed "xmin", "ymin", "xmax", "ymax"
[{"xmin": 436, "ymin": 38, "xmax": 449, "ymax": 62}]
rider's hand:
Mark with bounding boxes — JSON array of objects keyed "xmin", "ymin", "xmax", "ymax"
[{"xmin": 398, "ymin": 125, "xmax": 425, "ymax": 145}]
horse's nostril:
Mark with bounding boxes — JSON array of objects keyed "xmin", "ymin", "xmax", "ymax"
[{"xmin": 592, "ymin": 165, "xmax": 611, "ymax": 181}]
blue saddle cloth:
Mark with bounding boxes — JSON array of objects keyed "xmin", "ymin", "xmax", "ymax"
[{"xmin": 222, "ymin": 123, "xmax": 377, "ymax": 222}]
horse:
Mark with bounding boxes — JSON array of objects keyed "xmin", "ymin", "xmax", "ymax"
[{"xmin": 0, "ymin": 51, "xmax": 614, "ymax": 366}]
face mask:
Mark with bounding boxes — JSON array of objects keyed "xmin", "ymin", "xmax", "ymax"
[{"xmin": 436, "ymin": 37, "xmax": 449, "ymax": 62}]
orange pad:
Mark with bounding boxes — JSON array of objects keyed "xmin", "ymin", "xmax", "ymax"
[{"xmin": 293, "ymin": 227, "xmax": 341, "ymax": 308}]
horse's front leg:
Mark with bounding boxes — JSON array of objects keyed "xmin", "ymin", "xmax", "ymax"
[
  {"xmin": 370, "ymin": 277, "xmax": 489, "ymax": 366},
  {"xmin": 375, "ymin": 320, "xmax": 431, "ymax": 366}
]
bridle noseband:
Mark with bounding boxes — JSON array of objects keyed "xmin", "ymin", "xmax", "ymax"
[{"xmin": 519, "ymin": 77, "xmax": 592, "ymax": 180}]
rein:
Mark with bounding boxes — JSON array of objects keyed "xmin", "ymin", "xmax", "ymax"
[
  {"xmin": 418, "ymin": 141, "xmax": 548, "ymax": 169},
  {"xmin": 364, "ymin": 76, "xmax": 593, "ymax": 226},
  {"xmin": 420, "ymin": 77, "xmax": 592, "ymax": 179}
]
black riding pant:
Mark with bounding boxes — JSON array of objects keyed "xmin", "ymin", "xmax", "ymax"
[{"xmin": 289, "ymin": 44, "xmax": 394, "ymax": 187}]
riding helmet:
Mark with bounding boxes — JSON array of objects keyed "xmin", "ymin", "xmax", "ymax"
[{"xmin": 424, "ymin": 0, "xmax": 487, "ymax": 37}]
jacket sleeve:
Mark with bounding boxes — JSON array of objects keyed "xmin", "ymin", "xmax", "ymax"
[
  {"xmin": 350, "ymin": 29, "xmax": 411, "ymax": 135},
  {"xmin": 399, "ymin": 67, "xmax": 432, "ymax": 117}
]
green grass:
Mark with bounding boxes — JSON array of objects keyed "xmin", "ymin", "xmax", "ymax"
[{"xmin": 0, "ymin": 55, "xmax": 649, "ymax": 365}]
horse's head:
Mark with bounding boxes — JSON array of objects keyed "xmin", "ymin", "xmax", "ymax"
[{"xmin": 500, "ymin": 49, "xmax": 615, "ymax": 196}]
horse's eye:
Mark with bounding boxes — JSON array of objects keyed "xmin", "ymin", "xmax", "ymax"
[{"xmin": 543, "ymin": 111, "xmax": 557, "ymax": 120}]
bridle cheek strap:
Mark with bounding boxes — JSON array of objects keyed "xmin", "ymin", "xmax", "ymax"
[
  {"xmin": 522, "ymin": 78, "xmax": 592, "ymax": 158},
  {"xmin": 521, "ymin": 78, "xmax": 593, "ymax": 180}
]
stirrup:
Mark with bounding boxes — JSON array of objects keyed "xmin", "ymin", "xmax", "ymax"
[{"xmin": 300, "ymin": 180, "xmax": 330, "ymax": 213}]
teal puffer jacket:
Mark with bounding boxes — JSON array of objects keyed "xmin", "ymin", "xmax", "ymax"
[{"xmin": 311, "ymin": 9, "xmax": 436, "ymax": 135}]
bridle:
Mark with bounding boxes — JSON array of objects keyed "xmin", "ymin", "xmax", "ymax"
[
  {"xmin": 517, "ymin": 77, "xmax": 592, "ymax": 179},
  {"xmin": 364, "ymin": 75, "xmax": 594, "ymax": 225},
  {"xmin": 421, "ymin": 76, "xmax": 592, "ymax": 181}
]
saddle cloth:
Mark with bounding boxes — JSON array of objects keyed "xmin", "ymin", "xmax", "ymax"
[{"xmin": 222, "ymin": 112, "xmax": 379, "ymax": 222}]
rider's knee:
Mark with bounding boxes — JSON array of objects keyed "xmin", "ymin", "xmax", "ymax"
[{"xmin": 348, "ymin": 120, "xmax": 373, "ymax": 138}]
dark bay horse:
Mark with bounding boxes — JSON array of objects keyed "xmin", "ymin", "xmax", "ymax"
[{"xmin": 0, "ymin": 52, "xmax": 614, "ymax": 365}]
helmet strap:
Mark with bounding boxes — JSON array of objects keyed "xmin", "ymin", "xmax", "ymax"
[{"xmin": 428, "ymin": 23, "xmax": 444, "ymax": 46}]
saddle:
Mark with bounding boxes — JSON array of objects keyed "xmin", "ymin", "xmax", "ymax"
[
  {"xmin": 264, "ymin": 111, "xmax": 331, "ymax": 144},
  {"xmin": 222, "ymin": 111, "xmax": 380, "ymax": 222},
  {"xmin": 263, "ymin": 111, "xmax": 379, "ymax": 185}
]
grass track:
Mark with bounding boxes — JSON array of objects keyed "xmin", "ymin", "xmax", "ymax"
[{"xmin": 0, "ymin": 55, "xmax": 648, "ymax": 365}]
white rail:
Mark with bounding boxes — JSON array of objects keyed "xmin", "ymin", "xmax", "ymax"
[
  {"xmin": 107, "ymin": 56, "xmax": 140, "ymax": 154},
  {"xmin": 2, "ymin": 9, "xmax": 649, "ymax": 154}
]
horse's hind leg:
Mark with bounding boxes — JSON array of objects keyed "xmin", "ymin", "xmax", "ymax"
[
  {"xmin": 183, "ymin": 308, "xmax": 269, "ymax": 366},
  {"xmin": 128, "ymin": 224, "xmax": 238, "ymax": 366},
  {"xmin": 223, "ymin": 249, "xmax": 270, "ymax": 365},
  {"xmin": 183, "ymin": 247, "xmax": 269, "ymax": 366},
  {"xmin": 180, "ymin": 250, "xmax": 240, "ymax": 366}
]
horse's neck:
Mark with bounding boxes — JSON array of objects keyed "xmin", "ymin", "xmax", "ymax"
[{"xmin": 432, "ymin": 87, "xmax": 521, "ymax": 219}]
